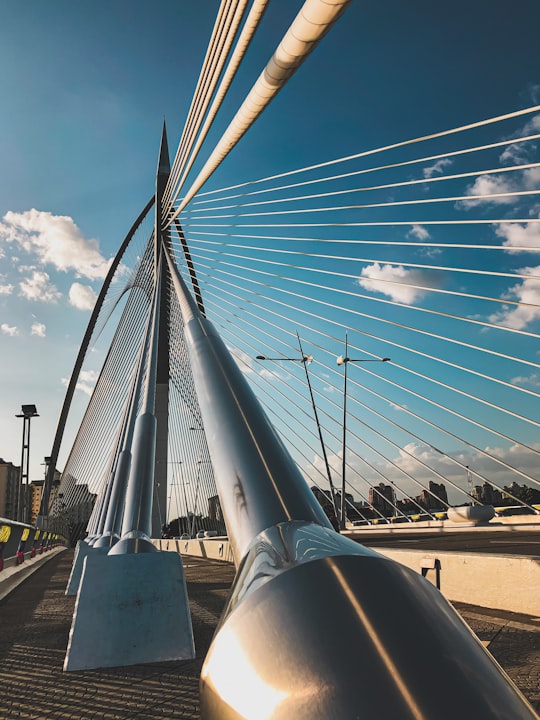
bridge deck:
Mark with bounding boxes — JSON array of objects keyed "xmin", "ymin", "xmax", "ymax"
[{"xmin": 0, "ymin": 550, "xmax": 538, "ymax": 718}]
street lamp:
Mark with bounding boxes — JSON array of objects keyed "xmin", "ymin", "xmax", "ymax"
[
  {"xmin": 337, "ymin": 333, "xmax": 390, "ymax": 530},
  {"xmin": 189, "ymin": 426, "xmax": 205, "ymax": 538},
  {"xmin": 15, "ymin": 404, "xmax": 39, "ymax": 523},
  {"xmin": 256, "ymin": 332, "xmax": 340, "ymax": 522}
]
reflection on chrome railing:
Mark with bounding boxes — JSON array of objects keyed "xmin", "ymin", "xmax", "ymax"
[
  {"xmin": 201, "ymin": 521, "xmax": 538, "ymax": 719},
  {"xmin": 228, "ymin": 521, "xmax": 378, "ymax": 613}
]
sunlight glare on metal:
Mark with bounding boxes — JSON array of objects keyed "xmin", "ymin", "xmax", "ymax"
[{"xmin": 201, "ymin": 619, "xmax": 289, "ymax": 719}]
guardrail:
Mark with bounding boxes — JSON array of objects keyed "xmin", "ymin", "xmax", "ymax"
[{"xmin": 0, "ymin": 518, "xmax": 65, "ymax": 571}]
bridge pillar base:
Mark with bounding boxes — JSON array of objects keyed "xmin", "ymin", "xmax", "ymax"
[
  {"xmin": 64, "ymin": 551, "xmax": 194, "ymax": 672},
  {"xmin": 66, "ymin": 540, "xmax": 108, "ymax": 596}
]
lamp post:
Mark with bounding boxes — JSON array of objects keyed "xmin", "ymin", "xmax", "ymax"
[
  {"xmin": 256, "ymin": 332, "xmax": 340, "ymax": 522},
  {"xmin": 15, "ymin": 404, "xmax": 39, "ymax": 523},
  {"xmin": 337, "ymin": 333, "xmax": 390, "ymax": 530}
]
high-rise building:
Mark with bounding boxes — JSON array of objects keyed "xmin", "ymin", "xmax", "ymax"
[
  {"xmin": 369, "ymin": 483, "xmax": 395, "ymax": 516},
  {"xmin": 472, "ymin": 481, "xmax": 501, "ymax": 505},
  {"xmin": 420, "ymin": 481, "xmax": 448, "ymax": 510},
  {"xmin": 0, "ymin": 458, "xmax": 20, "ymax": 520},
  {"xmin": 30, "ymin": 480, "xmax": 44, "ymax": 525}
]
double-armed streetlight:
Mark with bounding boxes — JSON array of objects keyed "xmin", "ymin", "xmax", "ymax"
[
  {"xmin": 256, "ymin": 333, "xmax": 340, "ymax": 522},
  {"xmin": 337, "ymin": 333, "xmax": 390, "ymax": 530}
]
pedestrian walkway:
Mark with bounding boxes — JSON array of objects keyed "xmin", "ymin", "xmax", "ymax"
[{"xmin": 0, "ymin": 550, "xmax": 538, "ymax": 718}]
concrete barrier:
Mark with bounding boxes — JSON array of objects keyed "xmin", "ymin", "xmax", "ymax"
[
  {"xmin": 160, "ymin": 536, "xmax": 539, "ymax": 616},
  {"xmin": 376, "ymin": 548, "xmax": 539, "ymax": 616},
  {"xmin": 154, "ymin": 537, "xmax": 235, "ymax": 563}
]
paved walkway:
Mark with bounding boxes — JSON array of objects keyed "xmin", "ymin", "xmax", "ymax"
[{"xmin": 0, "ymin": 550, "xmax": 538, "ymax": 718}]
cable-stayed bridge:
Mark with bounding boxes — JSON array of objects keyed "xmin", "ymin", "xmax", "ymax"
[{"xmin": 4, "ymin": 1, "xmax": 539, "ymax": 717}]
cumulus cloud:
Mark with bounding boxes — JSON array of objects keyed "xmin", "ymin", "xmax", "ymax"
[
  {"xmin": 307, "ymin": 441, "xmax": 540, "ymax": 506},
  {"xmin": 511, "ymin": 373, "xmax": 540, "ymax": 387},
  {"xmin": 521, "ymin": 113, "xmax": 540, "ymax": 134},
  {"xmin": 523, "ymin": 166, "xmax": 540, "ymax": 188},
  {"xmin": 1, "ymin": 322, "xmax": 18, "ymax": 336},
  {"xmin": 31, "ymin": 322, "xmax": 46, "ymax": 337},
  {"xmin": 495, "ymin": 219, "xmax": 540, "ymax": 253},
  {"xmin": 500, "ymin": 114, "xmax": 540, "ymax": 164},
  {"xmin": 229, "ymin": 346, "xmax": 257, "ymax": 375},
  {"xmin": 61, "ymin": 369, "xmax": 99, "ymax": 397},
  {"xmin": 19, "ymin": 271, "xmax": 61, "ymax": 303},
  {"xmin": 459, "ymin": 173, "xmax": 517, "ymax": 208},
  {"xmin": 489, "ymin": 265, "xmax": 540, "ymax": 329},
  {"xmin": 376, "ymin": 442, "xmax": 540, "ymax": 502},
  {"xmin": 358, "ymin": 263, "xmax": 442, "ymax": 305},
  {"xmin": 500, "ymin": 143, "xmax": 531, "ymax": 165},
  {"xmin": 407, "ymin": 224, "xmax": 430, "ymax": 241},
  {"xmin": 423, "ymin": 158, "xmax": 452, "ymax": 179},
  {"xmin": 0, "ymin": 283, "xmax": 13, "ymax": 295},
  {"xmin": 460, "ymin": 116, "xmax": 540, "ymax": 208},
  {"xmin": 229, "ymin": 345, "xmax": 282, "ymax": 380},
  {"xmin": 0, "ymin": 209, "xmax": 111, "ymax": 280},
  {"xmin": 69, "ymin": 282, "xmax": 97, "ymax": 311}
]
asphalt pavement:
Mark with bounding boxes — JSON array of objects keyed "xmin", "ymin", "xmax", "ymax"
[{"xmin": 350, "ymin": 529, "xmax": 540, "ymax": 556}]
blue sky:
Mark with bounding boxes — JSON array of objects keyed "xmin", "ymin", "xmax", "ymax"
[{"xmin": 0, "ymin": 0, "xmax": 539, "ymax": 492}]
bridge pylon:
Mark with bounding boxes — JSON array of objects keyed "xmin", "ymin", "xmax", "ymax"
[{"xmin": 63, "ymin": 126, "xmax": 195, "ymax": 672}]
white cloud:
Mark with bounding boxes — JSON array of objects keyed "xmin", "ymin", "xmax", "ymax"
[
  {"xmin": 458, "ymin": 165, "xmax": 540, "ymax": 209},
  {"xmin": 229, "ymin": 346, "xmax": 257, "ymax": 375},
  {"xmin": 523, "ymin": 166, "xmax": 540, "ymax": 188},
  {"xmin": 500, "ymin": 143, "xmax": 530, "ymax": 165},
  {"xmin": 407, "ymin": 224, "xmax": 430, "ymax": 241},
  {"xmin": 522, "ymin": 113, "xmax": 540, "ymax": 134},
  {"xmin": 423, "ymin": 158, "xmax": 452, "ymax": 179},
  {"xmin": 1, "ymin": 323, "xmax": 19, "ymax": 336},
  {"xmin": 459, "ymin": 174, "xmax": 516, "ymax": 208},
  {"xmin": 307, "ymin": 441, "xmax": 540, "ymax": 506},
  {"xmin": 19, "ymin": 271, "xmax": 61, "ymax": 303},
  {"xmin": 489, "ymin": 265, "xmax": 540, "ymax": 329},
  {"xmin": 495, "ymin": 219, "xmax": 540, "ymax": 253},
  {"xmin": 0, "ymin": 283, "xmax": 13, "ymax": 295},
  {"xmin": 229, "ymin": 345, "xmax": 283, "ymax": 380},
  {"xmin": 511, "ymin": 373, "xmax": 540, "ymax": 387},
  {"xmin": 31, "ymin": 322, "xmax": 46, "ymax": 337},
  {"xmin": 0, "ymin": 209, "xmax": 111, "ymax": 280},
  {"xmin": 69, "ymin": 282, "xmax": 97, "ymax": 311},
  {"xmin": 358, "ymin": 263, "xmax": 442, "ymax": 305},
  {"xmin": 500, "ymin": 114, "xmax": 540, "ymax": 164},
  {"xmin": 61, "ymin": 369, "xmax": 99, "ymax": 396}
]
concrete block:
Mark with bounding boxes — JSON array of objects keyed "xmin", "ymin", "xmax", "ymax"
[
  {"xmin": 64, "ymin": 551, "xmax": 194, "ymax": 671},
  {"xmin": 66, "ymin": 540, "xmax": 109, "ymax": 596}
]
